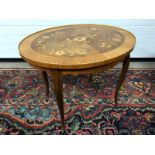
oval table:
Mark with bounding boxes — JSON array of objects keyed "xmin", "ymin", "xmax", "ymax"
[{"xmin": 19, "ymin": 24, "xmax": 136, "ymax": 130}]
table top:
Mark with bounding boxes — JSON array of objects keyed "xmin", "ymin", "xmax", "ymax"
[{"xmin": 19, "ymin": 24, "xmax": 136, "ymax": 69}]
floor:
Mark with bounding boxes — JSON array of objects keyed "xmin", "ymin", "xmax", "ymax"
[{"xmin": 0, "ymin": 61, "xmax": 155, "ymax": 68}]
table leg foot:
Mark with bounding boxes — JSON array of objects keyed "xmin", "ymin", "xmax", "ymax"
[
  {"xmin": 51, "ymin": 70, "xmax": 65, "ymax": 131},
  {"xmin": 41, "ymin": 71, "xmax": 49, "ymax": 97},
  {"xmin": 114, "ymin": 55, "xmax": 130, "ymax": 106}
]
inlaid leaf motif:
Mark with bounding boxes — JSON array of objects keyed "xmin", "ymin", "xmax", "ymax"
[{"xmin": 31, "ymin": 26, "xmax": 124, "ymax": 57}]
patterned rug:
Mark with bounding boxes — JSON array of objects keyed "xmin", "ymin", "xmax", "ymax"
[{"xmin": 0, "ymin": 68, "xmax": 155, "ymax": 135}]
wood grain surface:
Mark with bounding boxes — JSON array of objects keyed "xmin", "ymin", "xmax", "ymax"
[{"xmin": 19, "ymin": 24, "xmax": 136, "ymax": 70}]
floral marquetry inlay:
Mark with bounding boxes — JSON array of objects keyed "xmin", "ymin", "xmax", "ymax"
[{"xmin": 31, "ymin": 25, "xmax": 125, "ymax": 57}]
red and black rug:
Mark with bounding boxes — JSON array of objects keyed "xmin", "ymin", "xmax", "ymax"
[{"xmin": 0, "ymin": 68, "xmax": 155, "ymax": 135}]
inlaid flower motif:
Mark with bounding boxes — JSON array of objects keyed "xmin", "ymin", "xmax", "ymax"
[
  {"xmin": 63, "ymin": 38, "xmax": 73, "ymax": 46},
  {"xmin": 54, "ymin": 50, "xmax": 65, "ymax": 56},
  {"xmin": 100, "ymin": 42, "xmax": 112, "ymax": 48},
  {"xmin": 64, "ymin": 49, "xmax": 87, "ymax": 56},
  {"xmin": 73, "ymin": 37, "xmax": 87, "ymax": 42}
]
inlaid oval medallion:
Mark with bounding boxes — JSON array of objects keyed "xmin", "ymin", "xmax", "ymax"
[{"xmin": 31, "ymin": 26, "xmax": 125, "ymax": 57}]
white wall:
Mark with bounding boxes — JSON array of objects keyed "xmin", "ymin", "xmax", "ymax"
[{"xmin": 0, "ymin": 19, "xmax": 155, "ymax": 58}]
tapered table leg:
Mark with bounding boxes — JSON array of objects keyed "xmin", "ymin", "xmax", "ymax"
[
  {"xmin": 41, "ymin": 71, "xmax": 49, "ymax": 97},
  {"xmin": 114, "ymin": 55, "xmax": 130, "ymax": 105},
  {"xmin": 51, "ymin": 70, "xmax": 65, "ymax": 131}
]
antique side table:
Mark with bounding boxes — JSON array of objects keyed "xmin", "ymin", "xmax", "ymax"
[{"xmin": 19, "ymin": 24, "xmax": 136, "ymax": 130}]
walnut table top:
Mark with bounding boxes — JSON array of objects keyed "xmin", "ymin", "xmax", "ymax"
[{"xmin": 19, "ymin": 24, "xmax": 136, "ymax": 70}]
